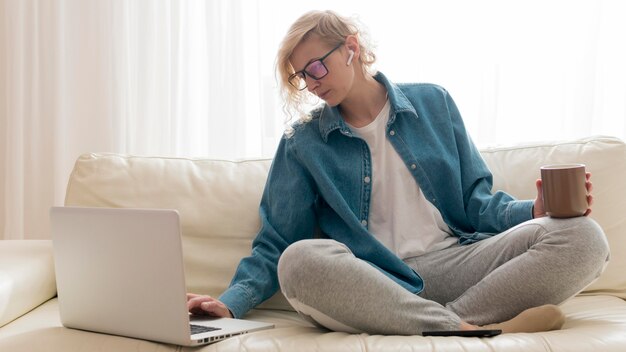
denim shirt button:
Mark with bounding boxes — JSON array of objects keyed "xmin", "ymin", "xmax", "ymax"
[
  {"xmin": 364, "ymin": 176, "xmax": 371, "ymax": 183},
  {"xmin": 389, "ymin": 130, "xmax": 396, "ymax": 136},
  {"xmin": 361, "ymin": 220, "xmax": 368, "ymax": 226},
  {"xmin": 411, "ymin": 164, "xmax": 417, "ymax": 170}
]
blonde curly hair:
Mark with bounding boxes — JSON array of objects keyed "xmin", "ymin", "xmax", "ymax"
[{"xmin": 276, "ymin": 10, "xmax": 377, "ymax": 128}]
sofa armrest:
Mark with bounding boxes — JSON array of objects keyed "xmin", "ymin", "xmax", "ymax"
[{"xmin": 0, "ymin": 240, "xmax": 57, "ymax": 328}]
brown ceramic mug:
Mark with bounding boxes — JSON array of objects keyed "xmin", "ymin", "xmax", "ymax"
[{"xmin": 540, "ymin": 164, "xmax": 588, "ymax": 218}]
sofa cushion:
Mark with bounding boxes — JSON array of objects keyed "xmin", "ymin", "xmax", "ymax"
[
  {"xmin": 64, "ymin": 135, "xmax": 626, "ymax": 315},
  {"xmin": 0, "ymin": 240, "xmax": 56, "ymax": 327},
  {"xmin": 2, "ymin": 295, "xmax": 626, "ymax": 352},
  {"xmin": 0, "ymin": 299, "xmax": 177, "ymax": 351},
  {"xmin": 63, "ymin": 155, "xmax": 292, "ymax": 310}
]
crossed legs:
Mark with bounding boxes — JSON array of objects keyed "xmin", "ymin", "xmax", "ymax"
[{"xmin": 277, "ymin": 217, "xmax": 610, "ymax": 335}]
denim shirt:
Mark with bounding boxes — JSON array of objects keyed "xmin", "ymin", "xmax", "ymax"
[{"xmin": 219, "ymin": 72, "xmax": 534, "ymax": 318}]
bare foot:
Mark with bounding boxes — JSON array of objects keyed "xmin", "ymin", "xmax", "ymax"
[{"xmin": 483, "ymin": 304, "xmax": 565, "ymax": 334}]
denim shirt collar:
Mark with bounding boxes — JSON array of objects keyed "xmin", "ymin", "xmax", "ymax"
[{"xmin": 318, "ymin": 71, "xmax": 419, "ymax": 142}]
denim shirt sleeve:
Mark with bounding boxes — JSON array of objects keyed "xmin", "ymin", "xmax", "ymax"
[
  {"xmin": 443, "ymin": 90, "xmax": 534, "ymax": 233},
  {"xmin": 219, "ymin": 134, "xmax": 317, "ymax": 318}
]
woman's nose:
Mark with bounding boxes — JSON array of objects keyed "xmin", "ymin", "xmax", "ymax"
[{"xmin": 305, "ymin": 76, "xmax": 320, "ymax": 92}]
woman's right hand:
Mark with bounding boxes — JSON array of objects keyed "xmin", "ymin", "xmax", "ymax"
[{"xmin": 186, "ymin": 293, "xmax": 233, "ymax": 318}]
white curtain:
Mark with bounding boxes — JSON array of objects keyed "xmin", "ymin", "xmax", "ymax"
[
  {"xmin": 1, "ymin": 0, "xmax": 283, "ymax": 240},
  {"xmin": 2, "ymin": 0, "xmax": 625, "ymax": 239}
]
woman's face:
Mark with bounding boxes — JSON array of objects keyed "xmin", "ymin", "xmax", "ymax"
[{"xmin": 289, "ymin": 35, "xmax": 355, "ymax": 107}]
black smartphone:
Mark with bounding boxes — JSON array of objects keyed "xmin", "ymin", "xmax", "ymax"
[{"xmin": 422, "ymin": 329, "xmax": 502, "ymax": 337}]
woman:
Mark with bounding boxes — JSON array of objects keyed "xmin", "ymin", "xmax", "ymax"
[{"xmin": 187, "ymin": 10, "xmax": 609, "ymax": 335}]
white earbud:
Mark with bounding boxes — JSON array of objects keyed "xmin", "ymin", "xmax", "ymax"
[{"xmin": 346, "ymin": 50, "xmax": 355, "ymax": 66}]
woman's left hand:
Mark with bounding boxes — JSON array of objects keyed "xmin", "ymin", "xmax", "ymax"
[{"xmin": 533, "ymin": 172, "xmax": 594, "ymax": 218}]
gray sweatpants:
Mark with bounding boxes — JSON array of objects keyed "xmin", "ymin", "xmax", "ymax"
[{"xmin": 276, "ymin": 216, "xmax": 610, "ymax": 335}]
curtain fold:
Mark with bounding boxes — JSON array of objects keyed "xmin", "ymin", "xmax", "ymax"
[
  {"xmin": 2, "ymin": 0, "xmax": 625, "ymax": 239},
  {"xmin": 1, "ymin": 0, "xmax": 277, "ymax": 239},
  {"xmin": 2, "ymin": 0, "xmax": 66, "ymax": 240}
]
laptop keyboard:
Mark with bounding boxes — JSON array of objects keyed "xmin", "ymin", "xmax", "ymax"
[{"xmin": 190, "ymin": 324, "xmax": 221, "ymax": 335}]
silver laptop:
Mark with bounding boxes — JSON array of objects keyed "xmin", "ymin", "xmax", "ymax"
[{"xmin": 50, "ymin": 206, "xmax": 274, "ymax": 346}]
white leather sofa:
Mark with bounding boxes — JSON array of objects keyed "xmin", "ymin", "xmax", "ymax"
[{"xmin": 1, "ymin": 135, "xmax": 626, "ymax": 351}]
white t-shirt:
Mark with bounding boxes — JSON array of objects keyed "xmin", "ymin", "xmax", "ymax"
[{"xmin": 347, "ymin": 100, "xmax": 458, "ymax": 259}]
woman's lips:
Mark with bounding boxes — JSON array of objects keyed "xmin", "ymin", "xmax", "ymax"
[{"xmin": 318, "ymin": 90, "xmax": 330, "ymax": 100}]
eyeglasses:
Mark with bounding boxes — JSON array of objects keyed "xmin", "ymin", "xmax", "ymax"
[{"xmin": 288, "ymin": 42, "xmax": 344, "ymax": 91}]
